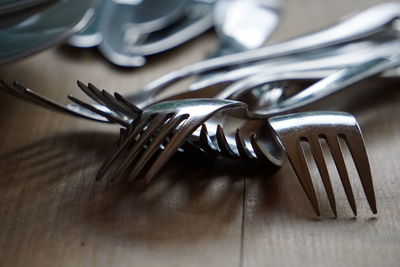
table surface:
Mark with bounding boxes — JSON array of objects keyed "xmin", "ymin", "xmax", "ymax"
[{"xmin": 1, "ymin": 0, "xmax": 400, "ymax": 266}]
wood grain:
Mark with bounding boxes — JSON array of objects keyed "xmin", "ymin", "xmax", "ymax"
[{"xmin": 0, "ymin": 0, "xmax": 399, "ymax": 266}]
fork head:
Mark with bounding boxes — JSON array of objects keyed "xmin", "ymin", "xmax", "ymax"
[
  {"xmin": 195, "ymin": 120, "xmax": 285, "ymax": 167},
  {"xmin": 268, "ymin": 111, "xmax": 376, "ymax": 217},
  {"xmin": 68, "ymin": 85, "xmax": 248, "ymax": 183}
]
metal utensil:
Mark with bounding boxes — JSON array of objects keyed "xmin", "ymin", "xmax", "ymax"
[
  {"xmin": 269, "ymin": 112, "xmax": 376, "ymax": 217},
  {"xmin": 67, "ymin": 0, "xmax": 104, "ymax": 48},
  {"xmin": 192, "ymin": 0, "xmax": 282, "ymax": 89},
  {"xmin": 66, "ymin": 86, "xmax": 248, "ymax": 183},
  {"xmin": 212, "ymin": 0, "xmax": 282, "ymax": 56},
  {"xmin": 67, "ymin": 83, "xmax": 377, "ymax": 217},
  {"xmin": 114, "ymin": 0, "xmax": 214, "ymax": 56},
  {"xmin": 135, "ymin": 2, "xmax": 399, "ymax": 102},
  {"xmin": 97, "ymin": 0, "xmax": 190, "ymax": 66},
  {"xmin": 220, "ymin": 46, "xmax": 400, "ymax": 118},
  {"xmin": 189, "ymin": 33, "xmax": 400, "ymax": 90}
]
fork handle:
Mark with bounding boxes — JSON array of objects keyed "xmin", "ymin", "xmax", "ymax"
[
  {"xmin": 254, "ymin": 50, "xmax": 400, "ymax": 117},
  {"xmin": 142, "ymin": 2, "xmax": 400, "ymax": 102}
]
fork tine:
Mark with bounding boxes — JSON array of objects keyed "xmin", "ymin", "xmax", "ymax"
[
  {"xmin": 235, "ymin": 129, "xmax": 254, "ymax": 161},
  {"xmin": 9, "ymin": 81, "xmax": 109, "ymax": 122},
  {"xmin": 143, "ymin": 118, "xmax": 205, "ymax": 183},
  {"xmin": 77, "ymin": 81, "xmax": 106, "ymax": 105},
  {"xmin": 325, "ymin": 134, "xmax": 357, "ymax": 216},
  {"xmin": 249, "ymin": 132, "xmax": 283, "ymax": 167},
  {"xmin": 199, "ymin": 124, "xmax": 218, "ymax": 154},
  {"xmin": 114, "ymin": 92, "xmax": 143, "ymax": 115},
  {"xmin": 342, "ymin": 133, "xmax": 377, "ymax": 214},
  {"xmin": 126, "ymin": 114, "xmax": 190, "ymax": 182},
  {"xmin": 68, "ymin": 95, "xmax": 128, "ymax": 126},
  {"xmin": 96, "ymin": 114, "xmax": 150, "ymax": 181},
  {"xmin": 216, "ymin": 125, "xmax": 239, "ymax": 159},
  {"xmin": 307, "ymin": 135, "xmax": 337, "ymax": 217},
  {"xmin": 101, "ymin": 90, "xmax": 136, "ymax": 117},
  {"xmin": 118, "ymin": 128, "xmax": 127, "ymax": 146},
  {"xmin": 284, "ymin": 138, "xmax": 321, "ymax": 216},
  {"xmin": 111, "ymin": 113, "xmax": 173, "ymax": 182}
]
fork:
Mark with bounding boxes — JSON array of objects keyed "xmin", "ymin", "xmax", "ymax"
[
  {"xmin": 269, "ymin": 112, "xmax": 376, "ymax": 217},
  {"xmin": 67, "ymin": 84, "xmax": 248, "ymax": 183}
]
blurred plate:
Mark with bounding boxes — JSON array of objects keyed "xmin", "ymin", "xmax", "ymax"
[
  {"xmin": 0, "ymin": 0, "xmax": 55, "ymax": 16},
  {"xmin": 0, "ymin": 0, "xmax": 95, "ymax": 64}
]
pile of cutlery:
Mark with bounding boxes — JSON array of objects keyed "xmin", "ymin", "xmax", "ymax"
[{"xmin": 1, "ymin": 2, "xmax": 400, "ymax": 217}]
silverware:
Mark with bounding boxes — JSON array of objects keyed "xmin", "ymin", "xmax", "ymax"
[
  {"xmin": 67, "ymin": 0, "xmax": 104, "ymax": 48},
  {"xmin": 67, "ymin": 83, "xmax": 377, "ymax": 216},
  {"xmin": 2, "ymin": 39, "xmax": 398, "ymax": 125},
  {"xmin": 269, "ymin": 112, "xmax": 376, "ymax": 217},
  {"xmin": 220, "ymin": 47, "xmax": 400, "ymax": 118},
  {"xmin": 98, "ymin": 0, "xmax": 190, "ymax": 66},
  {"xmin": 66, "ymin": 86, "xmax": 247, "ymax": 183},
  {"xmin": 115, "ymin": 0, "xmax": 214, "ymax": 56},
  {"xmin": 0, "ymin": 80, "xmax": 110, "ymax": 122},
  {"xmin": 189, "ymin": 34, "xmax": 400, "ymax": 91},
  {"xmin": 70, "ymin": 0, "xmax": 214, "ymax": 66},
  {"xmin": 212, "ymin": 0, "xmax": 282, "ymax": 56},
  {"xmin": 195, "ymin": 49, "xmax": 399, "ymax": 161},
  {"xmin": 135, "ymin": 2, "xmax": 399, "ymax": 104},
  {"xmin": 192, "ymin": 0, "xmax": 282, "ymax": 89},
  {"xmin": 56, "ymin": 4, "xmax": 400, "ymax": 114}
]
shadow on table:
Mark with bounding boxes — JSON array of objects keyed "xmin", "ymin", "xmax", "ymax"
[
  {"xmin": 81, "ymin": 150, "xmax": 283, "ymax": 244},
  {"xmin": 0, "ymin": 130, "xmax": 282, "ymax": 244}
]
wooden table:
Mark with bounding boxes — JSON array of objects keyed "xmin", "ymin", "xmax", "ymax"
[{"xmin": 1, "ymin": 0, "xmax": 399, "ymax": 266}]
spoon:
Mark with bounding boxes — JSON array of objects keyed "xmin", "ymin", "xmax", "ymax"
[
  {"xmin": 192, "ymin": 0, "xmax": 283, "ymax": 86},
  {"xmin": 212, "ymin": 0, "xmax": 283, "ymax": 57}
]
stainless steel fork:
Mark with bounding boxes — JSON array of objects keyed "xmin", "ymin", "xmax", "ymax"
[
  {"xmin": 269, "ymin": 112, "xmax": 376, "ymax": 217},
  {"xmin": 67, "ymin": 84, "xmax": 247, "ymax": 183}
]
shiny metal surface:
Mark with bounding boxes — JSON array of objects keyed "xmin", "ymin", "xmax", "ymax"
[
  {"xmin": 190, "ymin": 35, "xmax": 400, "ymax": 91},
  {"xmin": 213, "ymin": 0, "xmax": 282, "ymax": 56},
  {"xmin": 97, "ymin": 0, "xmax": 192, "ymax": 66},
  {"xmin": 66, "ymin": 85, "xmax": 247, "ymax": 183},
  {"xmin": 70, "ymin": 0, "xmax": 214, "ymax": 58},
  {"xmin": 61, "ymin": 82, "xmax": 378, "ymax": 217},
  {"xmin": 0, "ymin": 0, "xmax": 94, "ymax": 64},
  {"xmin": 116, "ymin": 0, "xmax": 190, "ymax": 33},
  {"xmin": 229, "ymin": 44, "xmax": 400, "ymax": 118},
  {"xmin": 138, "ymin": 2, "xmax": 399, "ymax": 98},
  {"xmin": 0, "ymin": 80, "xmax": 109, "ymax": 122},
  {"xmin": 192, "ymin": 0, "xmax": 282, "ymax": 91},
  {"xmin": 67, "ymin": 0, "xmax": 104, "ymax": 48},
  {"xmin": 0, "ymin": 79, "xmax": 286, "ymax": 167},
  {"xmin": 117, "ymin": 0, "xmax": 214, "ymax": 56},
  {"xmin": 269, "ymin": 111, "xmax": 376, "ymax": 217}
]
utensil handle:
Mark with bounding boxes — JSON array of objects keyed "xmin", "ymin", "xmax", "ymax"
[
  {"xmin": 143, "ymin": 2, "xmax": 400, "ymax": 99},
  {"xmin": 260, "ymin": 50, "xmax": 400, "ymax": 117}
]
